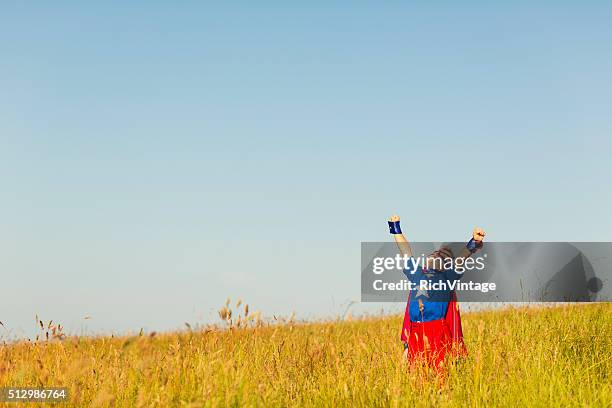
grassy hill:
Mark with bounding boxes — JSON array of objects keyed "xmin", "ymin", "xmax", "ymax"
[{"xmin": 0, "ymin": 303, "xmax": 610, "ymax": 407}]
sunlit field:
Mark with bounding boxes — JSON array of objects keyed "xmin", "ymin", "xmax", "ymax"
[{"xmin": 0, "ymin": 303, "xmax": 610, "ymax": 407}]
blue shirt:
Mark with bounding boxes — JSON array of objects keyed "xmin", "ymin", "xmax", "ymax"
[{"xmin": 403, "ymin": 259, "xmax": 464, "ymax": 322}]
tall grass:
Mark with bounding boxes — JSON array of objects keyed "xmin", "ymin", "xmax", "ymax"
[{"xmin": 0, "ymin": 303, "xmax": 610, "ymax": 407}]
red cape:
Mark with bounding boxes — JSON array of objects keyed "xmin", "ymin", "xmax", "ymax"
[{"xmin": 401, "ymin": 291, "xmax": 466, "ymax": 354}]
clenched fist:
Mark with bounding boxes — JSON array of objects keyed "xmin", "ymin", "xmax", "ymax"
[{"xmin": 473, "ymin": 227, "xmax": 486, "ymax": 242}]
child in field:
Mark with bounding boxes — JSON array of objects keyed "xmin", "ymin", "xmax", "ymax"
[{"xmin": 387, "ymin": 215, "xmax": 485, "ymax": 367}]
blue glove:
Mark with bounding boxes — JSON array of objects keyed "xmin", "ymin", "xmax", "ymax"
[
  {"xmin": 388, "ymin": 220, "xmax": 402, "ymax": 234},
  {"xmin": 466, "ymin": 238, "xmax": 483, "ymax": 253}
]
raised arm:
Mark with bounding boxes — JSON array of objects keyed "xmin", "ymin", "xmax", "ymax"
[
  {"xmin": 388, "ymin": 214, "xmax": 413, "ymax": 258},
  {"xmin": 455, "ymin": 227, "xmax": 486, "ymax": 262}
]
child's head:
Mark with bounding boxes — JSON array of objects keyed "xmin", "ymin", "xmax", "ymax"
[{"xmin": 425, "ymin": 246, "xmax": 454, "ymax": 271}]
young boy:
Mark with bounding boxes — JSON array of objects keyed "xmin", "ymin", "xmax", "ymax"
[{"xmin": 387, "ymin": 214, "xmax": 485, "ymax": 367}]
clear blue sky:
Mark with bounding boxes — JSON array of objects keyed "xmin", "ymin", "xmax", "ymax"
[{"xmin": 1, "ymin": 2, "xmax": 611, "ymax": 337}]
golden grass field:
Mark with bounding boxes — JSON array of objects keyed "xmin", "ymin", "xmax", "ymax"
[{"xmin": 0, "ymin": 303, "xmax": 610, "ymax": 407}]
